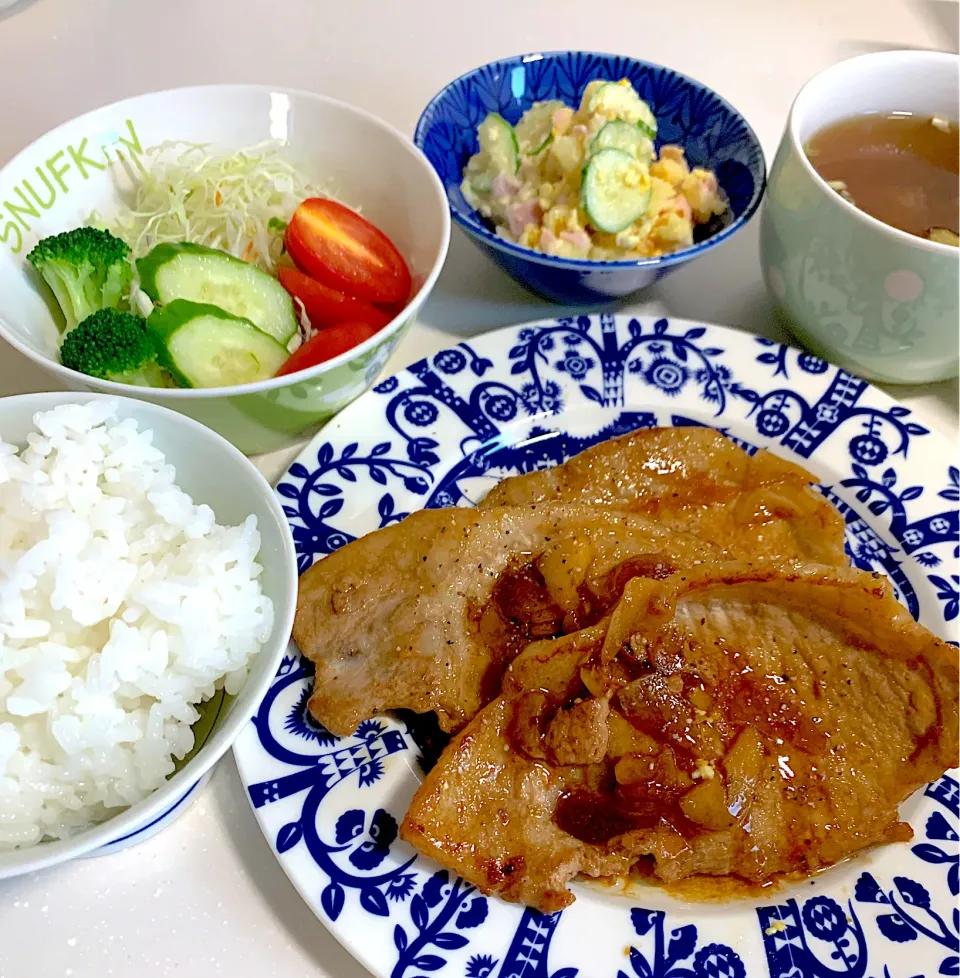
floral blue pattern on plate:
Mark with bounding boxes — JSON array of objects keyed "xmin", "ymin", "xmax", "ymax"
[
  {"xmin": 233, "ymin": 315, "xmax": 958, "ymax": 978},
  {"xmin": 414, "ymin": 52, "xmax": 766, "ymax": 303}
]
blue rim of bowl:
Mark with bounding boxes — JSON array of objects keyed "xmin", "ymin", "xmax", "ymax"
[
  {"xmin": 414, "ymin": 50, "xmax": 767, "ymax": 272},
  {"xmin": 96, "ymin": 776, "xmax": 203, "ymax": 850}
]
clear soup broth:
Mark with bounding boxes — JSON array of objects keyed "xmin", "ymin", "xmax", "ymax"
[{"xmin": 805, "ymin": 112, "xmax": 959, "ymax": 246}]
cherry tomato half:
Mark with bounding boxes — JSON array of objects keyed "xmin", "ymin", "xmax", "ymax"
[
  {"xmin": 276, "ymin": 321, "xmax": 380, "ymax": 377},
  {"xmin": 284, "ymin": 198, "xmax": 412, "ymax": 306},
  {"xmin": 278, "ymin": 266, "xmax": 392, "ymax": 332}
]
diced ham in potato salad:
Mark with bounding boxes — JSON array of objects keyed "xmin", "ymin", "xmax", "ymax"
[{"xmin": 461, "ymin": 79, "xmax": 729, "ymax": 261}]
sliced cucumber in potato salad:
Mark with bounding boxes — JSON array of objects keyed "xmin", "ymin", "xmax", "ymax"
[
  {"xmin": 585, "ymin": 80, "xmax": 658, "ymax": 139},
  {"xmin": 581, "ymin": 148, "xmax": 653, "ymax": 233},
  {"xmin": 463, "ymin": 113, "xmax": 520, "ymax": 200},
  {"xmin": 591, "ymin": 120, "xmax": 654, "ymax": 164},
  {"xmin": 514, "ymin": 100, "xmax": 564, "ymax": 153},
  {"xmin": 477, "ymin": 113, "xmax": 520, "ymax": 175}
]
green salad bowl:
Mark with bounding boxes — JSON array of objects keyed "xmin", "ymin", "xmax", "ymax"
[{"xmin": 0, "ymin": 85, "xmax": 451, "ymax": 454}]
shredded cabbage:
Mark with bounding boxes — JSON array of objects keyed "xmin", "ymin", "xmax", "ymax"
[{"xmin": 96, "ymin": 141, "xmax": 336, "ymax": 273}]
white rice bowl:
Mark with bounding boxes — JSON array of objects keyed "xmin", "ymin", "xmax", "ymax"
[{"xmin": 0, "ymin": 399, "xmax": 275, "ymax": 849}]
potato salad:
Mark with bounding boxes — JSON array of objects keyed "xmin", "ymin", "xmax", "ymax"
[{"xmin": 461, "ymin": 79, "xmax": 729, "ymax": 261}]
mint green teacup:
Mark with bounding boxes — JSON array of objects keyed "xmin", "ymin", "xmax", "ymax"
[{"xmin": 761, "ymin": 50, "xmax": 959, "ymax": 384}]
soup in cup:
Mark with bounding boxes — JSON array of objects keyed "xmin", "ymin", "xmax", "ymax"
[{"xmin": 760, "ymin": 50, "xmax": 959, "ymax": 384}]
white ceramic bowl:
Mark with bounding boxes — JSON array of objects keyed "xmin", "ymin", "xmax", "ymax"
[
  {"xmin": 0, "ymin": 392, "xmax": 298, "ymax": 879},
  {"xmin": 0, "ymin": 86, "xmax": 451, "ymax": 455}
]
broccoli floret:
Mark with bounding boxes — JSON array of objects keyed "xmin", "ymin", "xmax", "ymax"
[
  {"xmin": 59, "ymin": 309, "xmax": 166, "ymax": 387},
  {"xmin": 27, "ymin": 227, "xmax": 133, "ymax": 332}
]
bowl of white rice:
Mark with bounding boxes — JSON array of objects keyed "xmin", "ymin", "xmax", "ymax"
[{"xmin": 0, "ymin": 392, "xmax": 297, "ymax": 878}]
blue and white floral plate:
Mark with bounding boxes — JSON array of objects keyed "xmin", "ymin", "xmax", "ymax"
[{"xmin": 233, "ymin": 315, "xmax": 959, "ymax": 978}]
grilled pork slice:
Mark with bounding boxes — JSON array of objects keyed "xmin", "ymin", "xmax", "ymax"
[
  {"xmin": 482, "ymin": 427, "xmax": 847, "ymax": 566},
  {"xmin": 295, "ymin": 504, "xmax": 719, "ymax": 736},
  {"xmin": 400, "ymin": 562, "xmax": 959, "ymax": 910}
]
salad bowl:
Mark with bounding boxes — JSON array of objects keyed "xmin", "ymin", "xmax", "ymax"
[{"xmin": 0, "ymin": 85, "xmax": 451, "ymax": 455}]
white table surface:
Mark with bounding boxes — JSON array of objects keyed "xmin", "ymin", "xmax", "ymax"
[{"xmin": 0, "ymin": 1, "xmax": 956, "ymax": 976}]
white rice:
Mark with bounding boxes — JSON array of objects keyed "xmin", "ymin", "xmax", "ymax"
[{"xmin": 0, "ymin": 400, "xmax": 274, "ymax": 848}]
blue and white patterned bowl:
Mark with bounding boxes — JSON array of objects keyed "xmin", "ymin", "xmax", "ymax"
[{"xmin": 415, "ymin": 51, "xmax": 766, "ymax": 303}]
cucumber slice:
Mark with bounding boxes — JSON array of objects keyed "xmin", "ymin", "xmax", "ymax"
[
  {"xmin": 637, "ymin": 117, "xmax": 656, "ymax": 141},
  {"xmin": 468, "ymin": 171, "xmax": 493, "ymax": 194},
  {"xmin": 514, "ymin": 100, "xmax": 564, "ymax": 152},
  {"xmin": 591, "ymin": 120, "xmax": 653, "ymax": 162},
  {"xmin": 527, "ymin": 132, "xmax": 554, "ymax": 156},
  {"xmin": 147, "ymin": 299, "xmax": 290, "ymax": 388},
  {"xmin": 581, "ymin": 148, "xmax": 653, "ymax": 233},
  {"xmin": 137, "ymin": 242, "xmax": 298, "ymax": 345},
  {"xmin": 477, "ymin": 113, "xmax": 520, "ymax": 175},
  {"xmin": 586, "ymin": 81, "xmax": 658, "ymax": 139}
]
